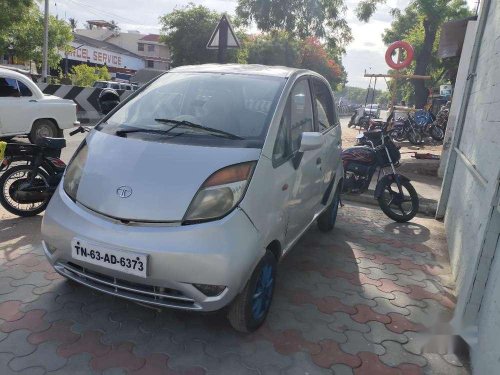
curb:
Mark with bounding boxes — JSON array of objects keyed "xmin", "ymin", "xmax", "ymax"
[{"xmin": 342, "ymin": 190, "xmax": 437, "ymax": 217}]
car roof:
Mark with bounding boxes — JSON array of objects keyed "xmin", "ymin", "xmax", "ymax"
[
  {"xmin": 0, "ymin": 67, "xmax": 32, "ymax": 80},
  {"xmin": 169, "ymin": 64, "xmax": 308, "ymax": 78}
]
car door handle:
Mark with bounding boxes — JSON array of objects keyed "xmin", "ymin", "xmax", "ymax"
[{"xmin": 316, "ymin": 158, "xmax": 322, "ymax": 165}]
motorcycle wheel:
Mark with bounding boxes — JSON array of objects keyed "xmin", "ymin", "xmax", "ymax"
[
  {"xmin": 430, "ymin": 126, "xmax": 445, "ymax": 141},
  {"xmin": 378, "ymin": 178, "xmax": 419, "ymax": 222},
  {"xmin": 389, "ymin": 129, "xmax": 406, "ymax": 143},
  {"xmin": 408, "ymin": 131, "xmax": 423, "ymax": 145},
  {"xmin": 0, "ymin": 165, "xmax": 51, "ymax": 217}
]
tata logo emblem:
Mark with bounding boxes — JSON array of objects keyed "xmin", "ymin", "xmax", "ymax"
[{"xmin": 116, "ymin": 186, "xmax": 133, "ymax": 198}]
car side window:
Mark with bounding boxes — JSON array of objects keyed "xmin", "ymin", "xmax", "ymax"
[
  {"xmin": 0, "ymin": 77, "xmax": 20, "ymax": 97},
  {"xmin": 18, "ymin": 80, "xmax": 33, "ymax": 97},
  {"xmin": 312, "ymin": 79, "xmax": 336, "ymax": 131},
  {"xmin": 273, "ymin": 100, "xmax": 291, "ymax": 164},
  {"xmin": 290, "ymin": 79, "xmax": 313, "ymax": 151}
]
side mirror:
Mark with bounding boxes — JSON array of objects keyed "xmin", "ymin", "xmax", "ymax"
[
  {"xmin": 98, "ymin": 89, "xmax": 120, "ymax": 115},
  {"xmin": 299, "ymin": 132, "xmax": 323, "ymax": 152}
]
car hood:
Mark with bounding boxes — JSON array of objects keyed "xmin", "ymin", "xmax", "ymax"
[
  {"xmin": 42, "ymin": 95, "xmax": 75, "ymax": 105},
  {"xmin": 75, "ymin": 130, "xmax": 261, "ymax": 222}
]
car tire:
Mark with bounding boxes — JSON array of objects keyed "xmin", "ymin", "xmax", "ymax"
[
  {"xmin": 29, "ymin": 120, "xmax": 59, "ymax": 144},
  {"xmin": 317, "ymin": 185, "xmax": 340, "ymax": 232},
  {"xmin": 227, "ymin": 251, "xmax": 277, "ymax": 333}
]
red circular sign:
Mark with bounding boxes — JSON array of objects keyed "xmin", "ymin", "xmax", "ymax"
[{"xmin": 385, "ymin": 41, "xmax": 414, "ymax": 70}]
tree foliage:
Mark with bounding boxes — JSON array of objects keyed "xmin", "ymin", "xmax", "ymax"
[
  {"xmin": 69, "ymin": 65, "xmax": 110, "ymax": 87},
  {"xmin": 2, "ymin": 5, "xmax": 73, "ymax": 70},
  {"xmin": 0, "ymin": 0, "xmax": 34, "ymax": 52},
  {"xmin": 160, "ymin": 4, "xmax": 226, "ymax": 67},
  {"xmin": 236, "ymin": 0, "xmax": 352, "ymax": 56}
]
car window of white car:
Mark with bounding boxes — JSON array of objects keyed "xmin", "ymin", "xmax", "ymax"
[
  {"xmin": 0, "ymin": 77, "xmax": 21, "ymax": 98},
  {"xmin": 273, "ymin": 99, "xmax": 291, "ymax": 165},
  {"xmin": 312, "ymin": 79, "xmax": 336, "ymax": 131},
  {"xmin": 290, "ymin": 79, "xmax": 313, "ymax": 152},
  {"xmin": 17, "ymin": 80, "xmax": 33, "ymax": 97}
]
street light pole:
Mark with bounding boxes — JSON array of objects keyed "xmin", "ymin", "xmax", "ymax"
[{"xmin": 42, "ymin": 0, "xmax": 49, "ymax": 82}]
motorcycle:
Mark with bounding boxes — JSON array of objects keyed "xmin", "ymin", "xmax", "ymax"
[
  {"xmin": 348, "ymin": 107, "xmax": 375, "ymax": 129},
  {"xmin": 414, "ymin": 109, "xmax": 444, "ymax": 142},
  {"xmin": 388, "ymin": 114, "xmax": 423, "ymax": 145},
  {"xmin": 342, "ymin": 129, "xmax": 419, "ymax": 222},
  {"xmin": 0, "ymin": 88, "xmax": 120, "ymax": 217},
  {"xmin": 0, "ymin": 126, "xmax": 88, "ymax": 216},
  {"xmin": 434, "ymin": 103, "xmax": 450, "ymax": 133}
]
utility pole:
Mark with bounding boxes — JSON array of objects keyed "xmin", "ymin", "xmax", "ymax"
[{"xmin": 42, "ymin": 0, "xmax": 49, "ymax": 82}]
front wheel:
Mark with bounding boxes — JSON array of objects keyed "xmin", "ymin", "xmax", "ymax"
[
  {"xmin": 408, "ymin": 130, "xmax": 423, "ymax": 145},
  {"xmin": 377, "ymin": 177, "xmax": 419, "ymax": 222},
  {"xmin": 317, "ymin": 185, "xmax": 340, "ymax": 232},
  {"xmin": 0, "ymin": 164, "xmax": 51, "ymax": 217},
  {"xmin": 389, "ymin": 129, "xmax": 406, "ymax": 143},
  {"xmin": 227, "ymin": 251, "xmax": 277, "ymax": 333}
]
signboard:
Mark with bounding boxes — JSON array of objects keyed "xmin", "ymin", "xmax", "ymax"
[
  {"xmin": 440, "ymin": 84, "xmax": 453, "ymax": 98},
  {"xmin": 62, "ymin": 42, "xmax": 145, "ymax": 71},
  {"xmin": 207, "ymin": 15, "xmax": 240, "ymax": 49}
]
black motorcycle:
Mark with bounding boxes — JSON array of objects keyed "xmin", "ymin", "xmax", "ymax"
[
  {"xmin": 342, "ymin": 130, "xmax": 419, "ymax": 222},
  {"xmin": 0, "ymin": 127, "xmax": 88, "ymax": 216},
  {"xmin": 0, "ymin": 88, "xmax": 120, "ymax": 217}
]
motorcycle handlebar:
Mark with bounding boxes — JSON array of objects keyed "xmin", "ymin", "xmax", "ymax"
[{"xmin": 69, "ymin": 126, "xmax": 90, "ymax": 136}]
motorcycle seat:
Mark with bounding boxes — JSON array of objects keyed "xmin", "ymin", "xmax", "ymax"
[{"xmin": 36, "ymin": 137, "xmax": 66, "ymax": 150}]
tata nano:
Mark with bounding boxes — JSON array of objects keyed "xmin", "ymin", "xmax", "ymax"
[{"xmin": 42, "ymin": 64, "xmax": 343, "ymax": 332}]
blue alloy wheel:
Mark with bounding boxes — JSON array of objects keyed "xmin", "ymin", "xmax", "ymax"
[{"xmin": 252, "ymin": 264, "xmax": 274, "ymax": 320}]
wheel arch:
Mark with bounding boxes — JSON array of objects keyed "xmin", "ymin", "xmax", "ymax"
[{"xmin": 266, "ymin": 240, "xmax": 282, "ymax": 262}]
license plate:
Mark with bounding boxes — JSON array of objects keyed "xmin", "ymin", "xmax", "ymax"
[{"xmin": 71, "ymin": 238, "xmax": 148, "ymax": 278}]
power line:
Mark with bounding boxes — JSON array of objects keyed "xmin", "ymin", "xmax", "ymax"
[{"xmin": 64, "ymin": 0, "xmax": 140, "ymax": 25}]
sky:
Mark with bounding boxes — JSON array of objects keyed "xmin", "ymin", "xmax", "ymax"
[{"xmin": 46, "ymin": 0, "xmax": 479, "ymax": 89}]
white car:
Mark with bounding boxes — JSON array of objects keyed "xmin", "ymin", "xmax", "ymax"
[
  {"xmin": 41, "ymin": 64, "xmax": 343, "ymax": 332},
  {"xmin": 0, "ymin": 68, "xmax": 79, "ymax": 143}
]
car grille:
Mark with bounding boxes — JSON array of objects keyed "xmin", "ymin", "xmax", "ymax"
[{"xmin": 54, "ymin": 261, "xmax": 200, "ymax": 310}]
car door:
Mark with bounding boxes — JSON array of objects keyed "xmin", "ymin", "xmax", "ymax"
[
  {"xmin": 311, "ymin": 77, "xmax": 342, "ymax": 195},
  {"xmin": 0, "ymin": 77, "xmax": 35, "ymax": 136},
  {"xmin": 272, "ymin": 77, "xmax": 323, "ymax": 247}
]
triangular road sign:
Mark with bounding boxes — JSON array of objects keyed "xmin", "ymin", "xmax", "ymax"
[{"xmin": 207, "ymin": 14, "xmax": 240, "ymax": 49}]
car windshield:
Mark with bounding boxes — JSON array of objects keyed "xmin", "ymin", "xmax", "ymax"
[{"xmin": 103, "ymin": 72, "xmax": 285, "ymax": 144}]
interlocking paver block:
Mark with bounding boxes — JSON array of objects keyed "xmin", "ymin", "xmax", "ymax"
[
  {"xmin": 340, "ymin": 290, "xmax": 377, "ymax": 308},
  {"xmin": 364, "ymin": 321, "xmax": 408, "ymax": 344},
  {"xmin": 328, "ymin": 312, "xmax": 370, "ymax": 334},
  {"xmin": 90, "ymin": 342, "xmax": 145, "ymax": 372},
  {"xmin": 361, "ymin": 267, "xmax": 398, "ymax": 281},
  {"xmin": 45, "ymin": 353, "xmax": 93, "ymax": 375},
  {"xmin": 9, "ymin": 341, "xmax": 68, "ymax": 372},
  {"xmin": 10, "ymin": 271, "xmax": 52, "ymax": 288},
  {"xmin": 0, "ymin": 278, "xmax": 16, "ymax": 295},
  {"xmin": 372, "ymin": 297, "xmax": 410, "ymax": 316},
  {"xmin": 331, "ymin": 363, "xmax": 355, "ymax": 375},
  {"xmin": 311, "ymin": 339, "xmax": 362, "ymax": 368},
  {"xmin": 386, "ymin": 313, "xmax": 426, "ymax": 334},
  {"xmin": 351, "ymin": 304, "xmax": 391, "ymax": 324},
  {"xmin": 28, "ymin": 320, "xmax": 80, "ymax": 345},
  {"xmin": 0, "ymin": 300, "xmax": 24, "ymax": 322},
  {"xmin": 340, "ymin": 330, "xmax": 385, "ymax": 356},
  {"xmin": 0, "ymin": 309, "xmax": 49, "ymax": 333},
  {"xmin": 380, "ymin": 340, "xmax": 427, "ymax": 368},
  {"xmin": 354, "ymin": 352, "xmax": 400, "ymax": 375},
  {"xmin": 0, "ymin": 330, "xmax": 37, "ymax": 356},
  {"xmin": 58, "ymin": 330, "xmax": 110, "ymax": 358}
]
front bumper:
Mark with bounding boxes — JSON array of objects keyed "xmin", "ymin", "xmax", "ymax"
[{"xmin": 41, "ymin": 185, "xmax": 263, "ymax": 312}]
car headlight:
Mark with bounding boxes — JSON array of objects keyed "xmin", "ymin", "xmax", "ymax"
[
  {"xmin": 63, "ymin": 143, "xmax": 88, "ymax": 201},
  {"xmin": 183, "ymin": 161, "xmax": 256, "ymax": 224}
]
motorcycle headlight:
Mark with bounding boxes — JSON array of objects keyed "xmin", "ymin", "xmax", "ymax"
[
  {"xmin": 63, "ymin": 144, "xmax": 88, "ymax": 201},
  {"xmin": 183, "ymin": 161, "xmax": 256, "ymax": 224}
]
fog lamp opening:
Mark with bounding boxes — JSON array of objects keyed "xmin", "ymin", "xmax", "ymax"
[{"xmin": 193, "ymin": 283, "xmax": 226, "ymax": 297}]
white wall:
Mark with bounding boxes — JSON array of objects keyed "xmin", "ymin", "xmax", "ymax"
[{"xmin": 440, "ymin": 1, "xmax": 500, "ymax": 372}]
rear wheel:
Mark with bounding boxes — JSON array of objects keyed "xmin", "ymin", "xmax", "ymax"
[
  {"xmin": 317, "ymin": 185, "xmax": 340, "ymax": 232},
  {"xmin": 389, "ymin": 129, "xmax": 406, "ymax": 142},
  {"xmin": 29, "ymin": 120, "xmax": 58, "ymax": 144},
  {"xmin": 430, "ymin": 125, "xmax": 444, "ymax": 141},
  {"xmin": 227, "ymin": 251, "xmax": 277, "ymax": 333},
  {"xmin": 378, "ymin": 178, "xmax": 419, "ymax": 222},
  {"xmin": 408, "ymin": 130, "xmax": 423, "ymax": 145},
  {"xmin": 0, "ymin": 164, "xmax": 50, "ymax": 217}
]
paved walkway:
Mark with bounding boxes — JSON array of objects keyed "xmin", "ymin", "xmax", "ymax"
[{"xmin": 0, "ymin": 203, "xmax": 467, "ymax": 374}]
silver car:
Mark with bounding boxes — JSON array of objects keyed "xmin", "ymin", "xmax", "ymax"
[{"xmin": 41, "ymin": 64, "xmax": 343, "ymax": 332}]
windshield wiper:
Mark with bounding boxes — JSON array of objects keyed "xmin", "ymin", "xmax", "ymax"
[{"xmin": 154, "ymin": 118, "xmax": 244, "ymax": 140}]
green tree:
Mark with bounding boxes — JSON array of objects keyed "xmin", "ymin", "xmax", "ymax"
[
  {"xmin": 357, "ymin": 0, "xmax": 472, "ymax": 107},
  {"xmin": 236, "ymin": 0, "xmax": 352, "ymax": 56},
  {"xmin": 160, "ymin": 4, "xmax": 224, "ymax": 67},
  {"xmin": 69, "ymin": 65, "xmax": 110, "ymax": 87},
  {"xmin": 6, "ymin": 6, "xmax": 73, "ymax": 70},
  {"xmin": 0, "ymin": 0, "xmax": 34, "ymax": 52}
]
